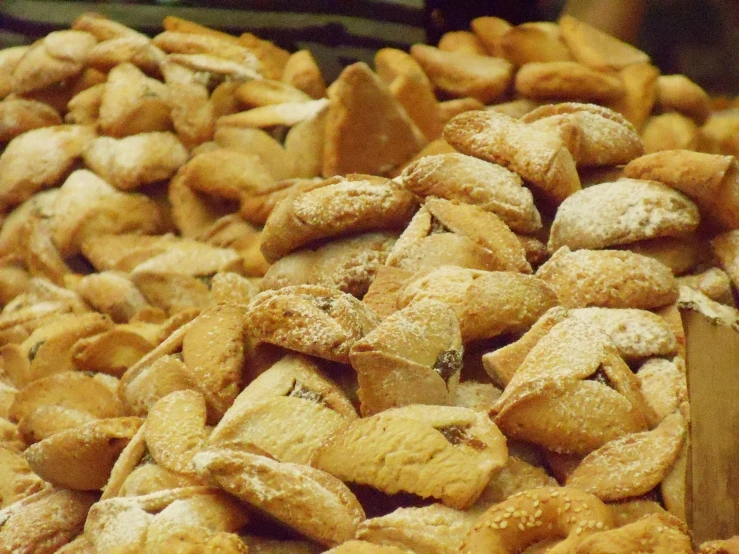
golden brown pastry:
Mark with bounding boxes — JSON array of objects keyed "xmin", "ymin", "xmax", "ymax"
[
  {"xmin": 498, "ymin": 22, "xmax": 572, "ymax": 65},
  {"xmin": 458, "ymin": 487, "xmax": 614, "ymax": 554},
  {"xmin": 618, "ymin": 235, "xmax": 700, "ymax": 276},
  {"xmin": 641, "ymin": 113, "xmax": 701, "ymax": 153},
  {"xmin": 261, "ymin": 232, "xmax": 396, "ymax": 297},
  {"xmin": 312, "ymin": 404, "xmax": 507, "ymax": 509},
  {"xmin": 349, "ymin": 299, "xmax": 463, "ymax": 415},
  {"xmin": 656, "ymin": 74, "xmax": 711, "ymax": 125},
  {"xmin": 566, "ymin": 412, "xmax": 687, "ymax": 501},
  {"xmin": 410, "ymin": 44, "xmax": 513, "ymax": 103},
  {"xmin": 492, "ymin": 317, "xmax": 654, "ymax": 455},
  {"xmin": 356, "ymin": 503, "xmax": 475, "ymax": 554},
  {"xmin": 521, "ymin": 102, "xmax": 643, "ymax": 167},
  {"xmin": 323, "ymin": 62, "xmax": 426, "ymax": 177},
  {"xmin": 444, "ymin": 110, "xmax": 581, "ymax": 204},
  {"xmin": 559, "ymin": 15, "xmax": 650, "ymax": 70},
  {"xmin": 608, "ymin": 62, "xmax": 660, "ymax": 132},
  {"xmin": 711, "ymin": 230, "xmax": 739, "ymax": 288},
  {"xmin": 246, "ymin": 285, "xmax": 379, "ymax": 363},
  {"xmin": 385, "ymin": 198, "xmax": 531, "ymax": 273},
  {"xmin": 548, "ymin": 179, "xmax": 699, "ymax": 252},
  {"xmin": 194, "ymin": 447, "xmax": 365, "ymax": 547},
  {"xmin": 260, "ymin": 174, "xmax": 416, "ymax": 263},
  {"xmin": 536, "ymin": 247, "xmax": 679, "ymax": 309},
  {"xmin": 397, "ymin": 266, "xmax": 558, "ymax": 342},
  {"xmin": 470, "ymin": 16, "xmax": 511, "ymax": 57},
  {"xmin": 438, "ymin": 30, "xmax": 487, "ymax": 55},
  {"xmin": 515, "ymin": 61, "xmax": 625, "ymax": 103},
  {"xmin": 623, "ymin": 150, "xmax": 739, "ymax": 229},
  {"xmin": 575, "ymin": 512, "xmax": 693, "ymax": 554},
  {"xmin": 399, "ymin": 153, "xmax": 542, "ymax": 233}
]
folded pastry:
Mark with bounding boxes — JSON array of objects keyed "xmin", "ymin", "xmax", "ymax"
[
  {"xmin": 619, "ymin": 235, "xmax": 700, "ymax": 276},
  {"xmin": 548, "ymin": 179, "xmax": 699, "ymax": 252},
  {"xmin": 536, "ymin": 247, "xmax": 678, "ymax": 309},
  {"xmin": 410, "ymin": 45, "xmax": 513, "ymax": 104},
  {"xmin": 624, "ymin": 150, "xmax": 739, "ymax": 229},
  {"xmin": 566, "ymin": 412, "xmax": 687, "ymax": 501},
  {"xmin": 312, "ymin": 405, "xmax": 507, "ymax": 509},
  {"xmin": 444, "ymin": 110, "xmax": 581, "ymax": 204},
  {"xmin": 521, "ymin": 103, "xmax": 643, "ymax": 167},
  {"xmin": 515, "ymin": 61, "xmax": 625, "ymax": 103},
  {"xmin": 246, "ymin": 285, "xmax": 379, "ymax": 363},
  {"xmin": 194, "ymin": 447, "xmax": 365, "ymax": 547},
  {"xmin": 355, "ymin": 503, "xmax": 476, "ymax": 554},
  {"xmin": 396, "ymin": 266, "xmax": 558, "ymax": 342},
  {"xmin": 641, "ymin": 113, "xmax": 701, "ymax": 153},
  {"xmin": 399, "ymin": 153, "xmax": 542, "ymax": 233},
  {"xmin": 609, "ymin": 62, "xmax": 660, "ymax": 131},
  {"xmin": 322, "ymin": 62, "xmax": 426, "ymax": 177},
  {"xmin": 349, "ymin": 299, "xmax": 463, "ymax": 415},
  {"xmin": 492, "ymin": 317, "xmax": 654, "ymax": 454},
  {"xmin": 656, "ymin": 74, "xmax": 711, "ymax": 125},
  {"xmin": 262, "ymin": 232, "xmax": 396, "ymax": 297},
  {"xmin": 385, "ymin": 198, "xmax": 531, "ymax": 273},
  {"xmin": 559, "ymin": 15, "xmax": 650, "ymax": 70},
  {"xmin": 575, "ymin": 512, "xmax": 693, "ymax": 554},
  {"xmin": 498, "ymin": 22, "xmax": 572, "ymax": 65},
  {"xmin": 260, "ymin": 174, "xmax": 416, "ymax": 263}
]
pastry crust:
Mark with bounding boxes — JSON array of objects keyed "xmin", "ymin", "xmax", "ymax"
[
  {"xmin": 410, "ymin": 44, "xmax": 513, "ymax": 103},
  {"xmin": 608, "ymin": 62, "xmax": 660, "ymax": 131},
  {"xmin": 443, "ymin": 110, "xmax": 581, "ymax": 204},
  {"xmin": 536, "ymin": 247, "xmax": 679, "ymax": 309},
  {"xmin": 246, "ymin": 285, "xmax": 380, "ymax": 363},
  {"xmin": 349, "ymin": 299, "xmax": 463, "ymax": 415},
  {"xmin": 548, "ymin": 179, "xmax": 699, "ymax": 252},
  {"xmin": 559, "ymin": 15, "xmax": 650, "ymax": 70},
  {"xmin": 619, "ymin": 235, "xmax": 699, "ymax": 276},
  {"xmin": 260, "ymin": 174, "xmax": 416, "ymax": 263},
  {"xmin": 498, "ymin": 22, "xmax": 572, "ymax": 66},
  {"xmin": 386, "ymin": 199, "xmax": 531, "ymax": 274},
  {"xmin": 399, "ymin": 153, "xmax": 541, "ymax": 233},
  {"xmin": 492, "ymin": 317, "xmax": 653, "ymax": 455},
  {"xmin": 656, "ymin": 74, "xmax": 711, "ymax": 124},
  {"xmin": 711, "ymin": 230, "xmax": 739, "ymax": 288},
  {"xmin": 322, "ymin": 62, "xmax": 426, "ymax": 177},
  {"xmin": 262, "ymin": 232, "xmax": 396, "ymax": 298},
  {"xmin": 641, "ymin": 113, "xmax": 700, "ymax": 153},
  {"xmin": 515, "ymin": 61, "xmax": 625, "ymax": 103},
  {"xmin": 470, "ymin": 16, "xmax": 511, "ymax": 57},
  {"xmin": 312, "ymin": 405, "xmax": 507, "ymax": 509},
  {"xmin": 567, "ymin": 412, "xmax": 686, "ymax": 501},
  {"xmin": 623, "ymin": 150, "xmax": 739, "ymax": 229},
  {"xmin": 397, "ymin": 266, "xmax": 558, "ymax": 343},
  {"xmin": 575, "ymin": 512, "xmax": 693, "ymax": 554},
  {"xmin": 458, "ymin": 487, "xmax": 613, "ymax": 553},
  {"xmin": 522, "ymin": 102, "xmax": 643, "ymax": 167},
  {"xmin": 193, "ymin": 448, "xmax": 365, "ymax": 547}
]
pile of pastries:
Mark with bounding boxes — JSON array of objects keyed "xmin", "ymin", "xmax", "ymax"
[{"xmin": 1, "ymin": 10, "xmax": 739, "ymax": 554}]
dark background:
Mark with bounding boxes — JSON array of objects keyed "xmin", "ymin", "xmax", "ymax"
[{"xmin": 1, "ymin": 0, "xmax": 737, "ymax": 94}]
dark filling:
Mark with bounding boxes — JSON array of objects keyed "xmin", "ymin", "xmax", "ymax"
[
  {"xmin": 287, "ymin": 380, "xmax": 326, "ymax": 406},
  {"xmin": 196, "ymin": 273, "xmax": 216, "ymax": 290},
  {"xmin": 437, "ymin": 424, "xmax": 487, "ymax": 451},
  {"xmin": 429, "ymin": 215, "xmax": 452, "ymax": 235},
  {"xmin": 28, "ymin": 340, "xmax": 45, "ymax": 362},
  {"xmin": 586, "ymin": 365, "xmax": 616, "ymax": 390},
  {"xmin": 432, "ymin": 348, "xmax": 463, "ymax": 383},
  {"xmin": 313, "ymin": 296, "xmax": 334, "ymax": 313}
]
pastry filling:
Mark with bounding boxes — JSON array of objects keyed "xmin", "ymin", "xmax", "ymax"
[
  {"xmin": 195, "ymin": 273, "xmax": 216, "ymax": 289},
  {"xmin": 433, "ymin": 348, "xmax": 463, "ymax": 382},
  {"xmin": 28, "ymin": 340, "xmax": 45, "ymax": 362},
  {"xmin": 437, "ymin": 424, "xmax": 487, "ymax": 451},
  {"xmin": 429, "ymin": 214, "xmax": 452, "ymax": 235},
  {"xmin": 287, "ymin": 380, "xmax": 326, "ymax": 406},
  {"xmin": 586, "ymin": 365, "xmax": 616, "ymax": 390}
]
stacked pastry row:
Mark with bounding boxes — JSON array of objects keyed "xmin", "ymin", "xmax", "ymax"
[{"xmin": 1, "ymin": 10, "xmax": 739, "ymax": 554}]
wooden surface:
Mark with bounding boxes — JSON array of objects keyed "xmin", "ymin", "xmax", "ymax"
[{"xmin": 683, "ymin": 308, "xmax": 739, "ymax": 544}]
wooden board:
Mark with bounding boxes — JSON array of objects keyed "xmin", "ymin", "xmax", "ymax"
[{"xmin": 683, "ymin": 308, "xmax": 739, "ymax": 544}]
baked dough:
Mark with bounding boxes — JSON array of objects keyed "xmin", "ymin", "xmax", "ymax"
[
  {"xmin": 385, "ymin": 198, "xmax": 531, "ymax": 274},
  {"xmin": 522, "ymin": 102, "xmax": 643, "ymax": 167},
  {"xmin": 397, "ymin": 266, "xmax": 558, "ymax": 342},
  {"xmin": 399, "ymin": 152, "xmax": 542, "ymax": 233},
  {"xmin": 246, "ymin": 285, "xmax": 380, "ymax": 363},
  {"xmin": 260, "ymin": 174, "xmax": 416, "ymax": 263},
  {"xmin": 349, "ymin": 299, "xmax": 463, "ymax": 415},
  {"xmin": 548, "ymin": 179, "xmax": 699, "ymax": 252},
  {"xmin": 536, "ymin": 247, "xmax": 679, "ymax": 309},
  {"xmin": 311, "ymin": 405, "xmax": 507, "ymax": 509},
  {"xmin": 515, "ymin": 61, "xmax": 625, "ymax": 103},
  {"xmin": 444, "ymin": 110, "xmax": 581, "ymax": 204}
]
